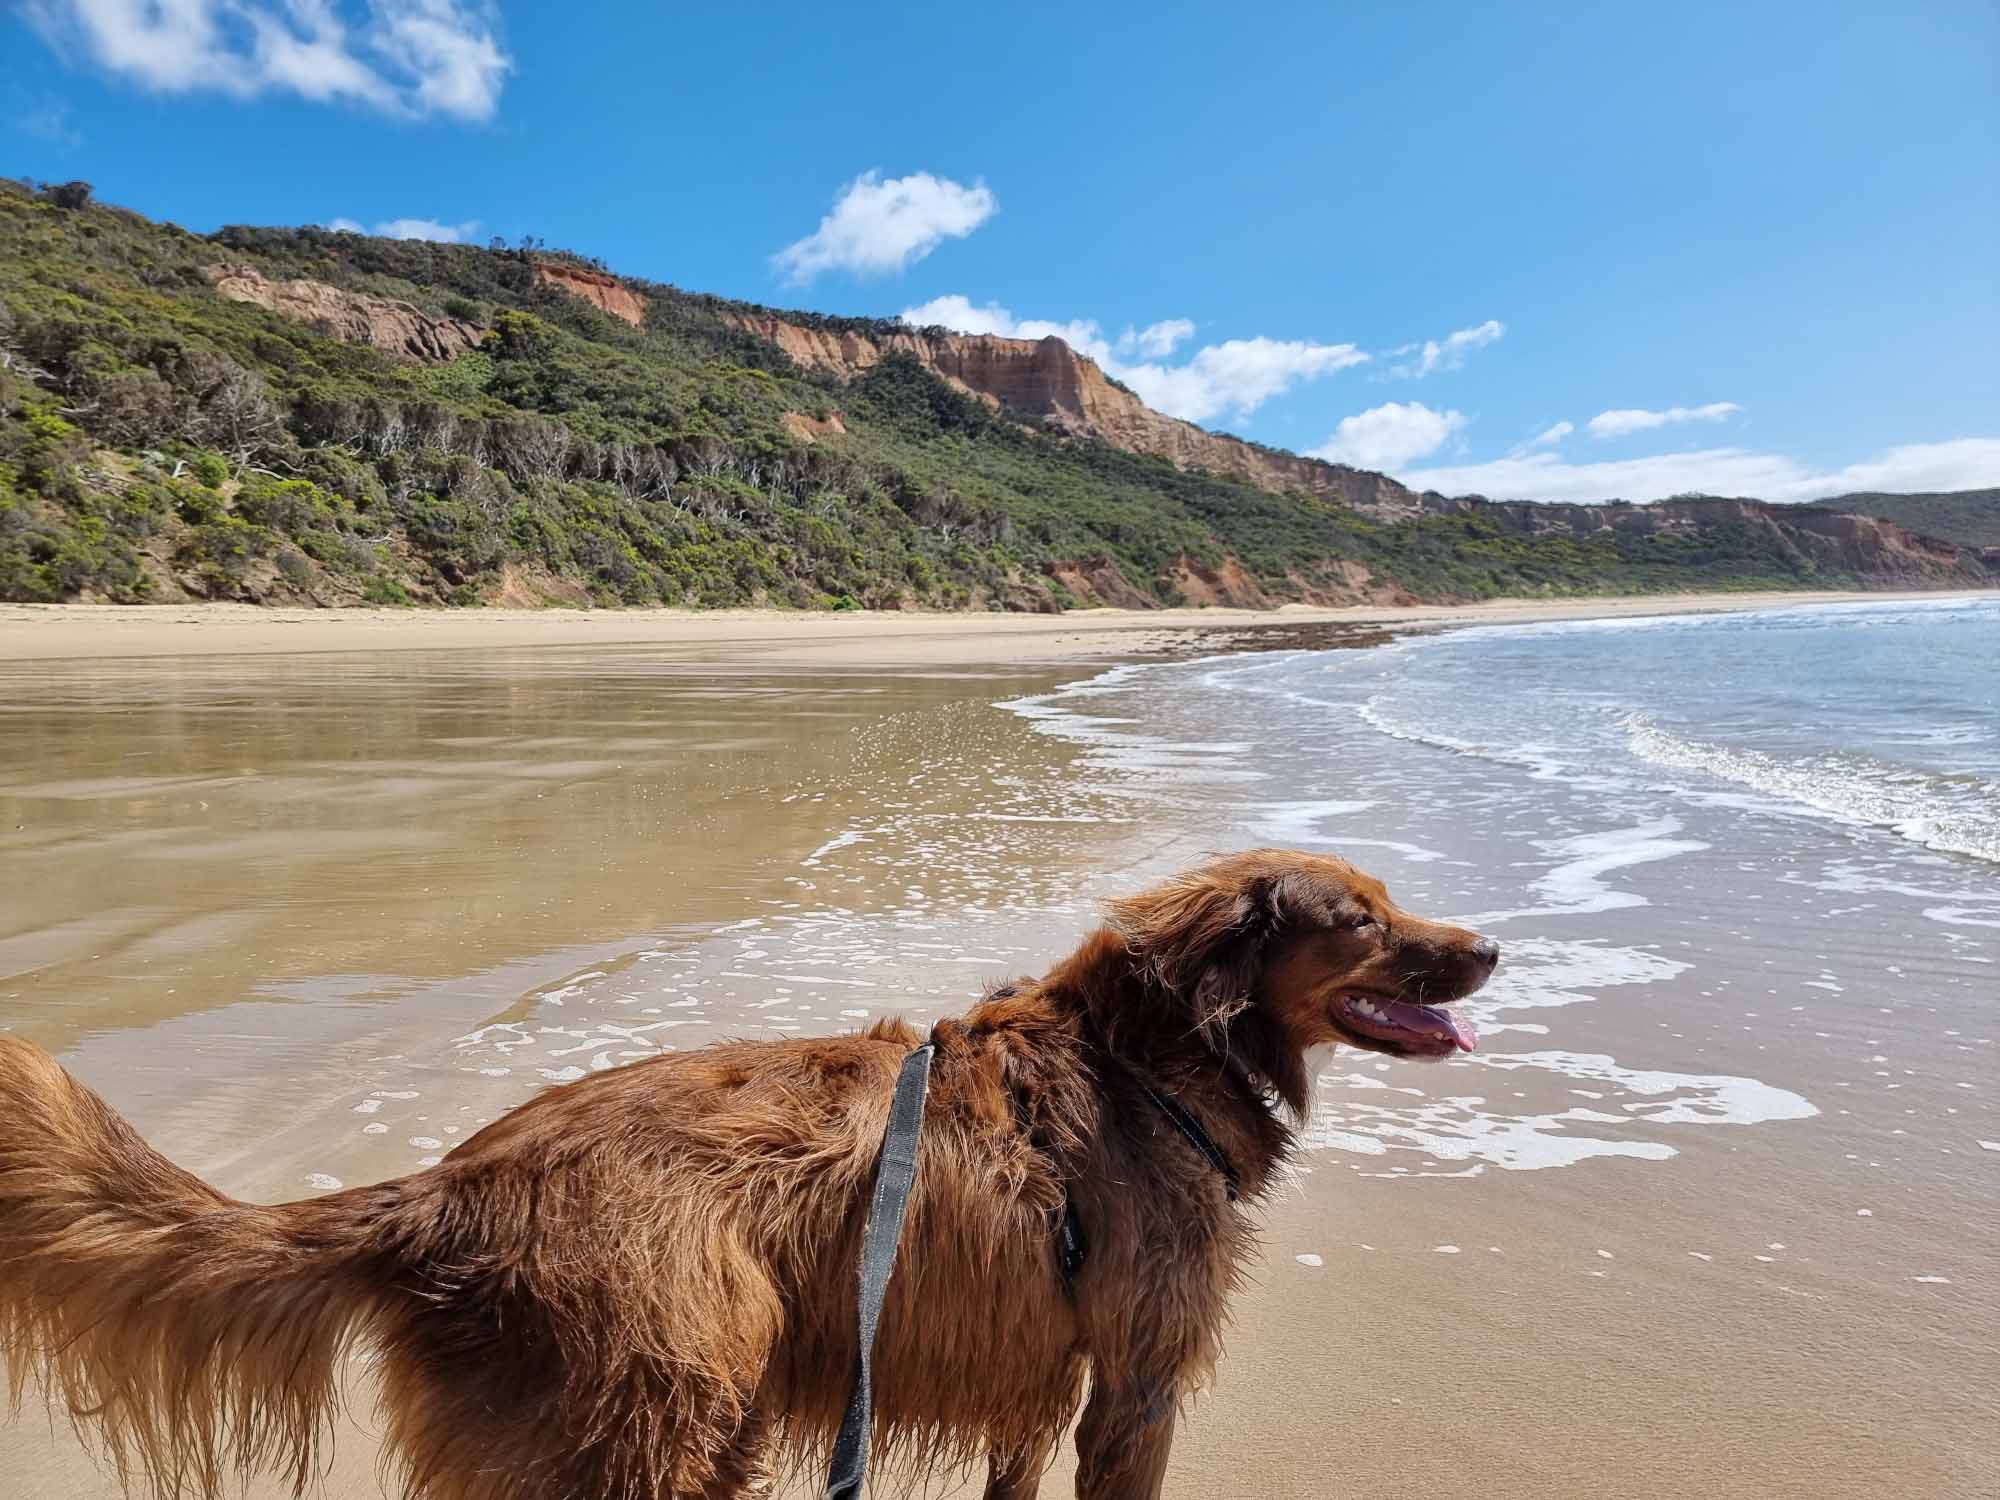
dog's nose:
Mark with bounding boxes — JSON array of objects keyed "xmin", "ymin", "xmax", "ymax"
[{"xmin": 1470, "ymin": 937, "xmax": 1501, "ymax": 969}]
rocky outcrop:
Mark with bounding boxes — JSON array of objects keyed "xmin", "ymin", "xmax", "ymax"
[
  {"xmin": 780, "ymin": 409, "xmax": 848, "ymax": 444},
  {"xmin": 1165, "ymin": 556, "xmax": 1277, "ymax": 609},
  {"xmin": 535, "ymin": 263, "xmax": 646, "ymax": 326},
  {"xmin": 202, "ymin": 264, "xmax": 484, "ymax": 362},
  {"xmin": 1045, "ymin": 558, "xmax": 1157, "ymax": 609},
  {"xmin": 722, "ymin": 310, "xmax": 1426, "ymax": 517}
]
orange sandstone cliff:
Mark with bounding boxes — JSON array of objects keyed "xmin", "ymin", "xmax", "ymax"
[
  {"xmin": 535, "ymin": 262, "xmax": 646, "ymax": 327},
  {"xmin": 720, "ymin": 310, "xmax": 1425, "ymax": 519}
]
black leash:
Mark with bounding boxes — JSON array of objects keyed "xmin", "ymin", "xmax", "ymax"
[
  {"xmin": 824, "ymin": 1039, "xmax": 1237, "ymax": 1498},
  {"xmin": 825, "ymin": 1039, "xmax": 935, "ymax": 1500},
  {"xmin": 1137, "ymin": 1080, "xmax": 1241, "ymax": 1201}
]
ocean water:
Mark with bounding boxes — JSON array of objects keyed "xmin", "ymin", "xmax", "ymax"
[
  {"xmin": 1345, "ymin": 595, "xmax": 2000, "ymax": 865},
  {"xmin": 971, "ymin": 596, "xmax": 1999, "ymax": 1180}
]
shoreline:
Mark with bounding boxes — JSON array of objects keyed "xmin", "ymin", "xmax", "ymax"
[{"xmin": 1, "ymin": 587, "xmax": 1989, "ymax": 664}]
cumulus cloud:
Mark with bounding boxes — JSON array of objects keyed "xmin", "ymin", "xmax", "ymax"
[
  {"xmin": 325, "ymin": 215, "xmax": 479, "ymax": 241},
  {"xmin": 899, "ymin": 295, "xmax": 1366, "ymax": 425},
  {"xmin": 1586, "ymin": 401, "xmax": 1742, "ymax": 438},
  {"xmin": 1126, "ymin": 338, "xmax": 1370, "ymax": 425},
  {"xmin": 1389, "ymin": 319, "xmax": 1505, "ymax": 378},
  {"xmin": 22, "ymin": 1, "xmax": 510, "ymax": 121},
  {"xmin": 1399, "ymin": 437, "xmax": 2000, "ymax": 504},
  {"xmin": 1126, "ymin": 318, "xmax": 1194, "ymax": 360},
  {"xmin": 1308, "ymin": 402, "xmax": 1468, "ymax": 469},
  {"xmin": 773, "ymin": 171, "xmax": 997, "ymax": 284}
]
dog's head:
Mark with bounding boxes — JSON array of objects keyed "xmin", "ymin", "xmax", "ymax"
[{"xmin": 1107, "ymin": 850, "xmax": 1497, "ymax": 1076}]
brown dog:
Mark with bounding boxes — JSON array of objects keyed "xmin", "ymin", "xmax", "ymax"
[{"xmin": 0, "ymin": 850, "xmax": 1497, "ymax": 1499}]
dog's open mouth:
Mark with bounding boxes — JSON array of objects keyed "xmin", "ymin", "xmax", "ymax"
[{"xmin": 1330, "ymin": 993, "xmax": 1477, "ymax": 1057}]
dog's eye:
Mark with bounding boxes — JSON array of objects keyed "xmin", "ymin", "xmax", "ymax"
[{"xmin": 1351, "ymin": 915, "xmax": 1383, "ymax": 933}]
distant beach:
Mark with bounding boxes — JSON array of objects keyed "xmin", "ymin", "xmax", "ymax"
[
  {"xmin": 1, "ymin": 590, "xmax": 1994, "ymax": 1499},
  {"xmin": 3, "ymin": 588, "xmax": 1989, "ymax": 664}
]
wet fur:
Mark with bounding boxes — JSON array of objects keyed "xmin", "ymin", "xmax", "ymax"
[{"xmin": 0, "ymin": 850, "xmax": 1495, "ymax": 1499}]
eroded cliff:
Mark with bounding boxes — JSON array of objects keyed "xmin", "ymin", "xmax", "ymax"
[
  {"xmin": 536, "ymin": 263, "xmax": 647, "ymax": 326},
  {"xmin": 202, "ymin": 264, "xmax": 484, "ymax": 362},
  {"xmin": 722, "ymin": 310, "xmax": 1427, "ymax": 518}
]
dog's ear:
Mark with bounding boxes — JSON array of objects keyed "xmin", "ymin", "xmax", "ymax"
[{"xmin": 1108, "ymin": 861, "xmax": 1336, "ymax": 1041}]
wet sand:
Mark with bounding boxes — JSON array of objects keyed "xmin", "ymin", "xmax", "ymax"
[{"xmin": 1, "ymin": 597, "xmax": 1993, "ymax": 1499}]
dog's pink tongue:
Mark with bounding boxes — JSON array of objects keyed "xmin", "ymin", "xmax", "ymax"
[
  {"xmin": 1336, "ymin": 994, "xmax": 1478, "ymax": 1052},
  {"xmin": 1382, "ymin": 997, "xmax": 1477, "ymax": 1052}
]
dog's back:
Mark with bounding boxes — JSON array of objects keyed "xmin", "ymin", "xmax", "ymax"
[{"xmin": 0, "ymin": 1023, "xmax": 1088, "ymax": 1500}]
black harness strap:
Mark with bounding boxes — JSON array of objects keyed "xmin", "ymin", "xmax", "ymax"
[
  {"xmin": 825, "ymin": 1040, "xmax": 935, "ymax": 1500},
  {"xmin": 1137, "ymin": 1080, "xmax": 1241, "ymax": 1201},
  {"xmin": 824, "ymin": 1039, "xmax": 1238, "ymax": 1497},
  {"xmin": 1055, "ymin": 1197, "xmax": 1088, "ymax": 1294}
]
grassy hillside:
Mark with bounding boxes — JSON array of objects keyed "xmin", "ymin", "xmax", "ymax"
[
  {"xmin": 0, "ymin": 178, "xmax": 1983, "ymax": 608},
  {"xmin": 1814, "ymin": 491, "xmax": 2000, "ymax": 549}
]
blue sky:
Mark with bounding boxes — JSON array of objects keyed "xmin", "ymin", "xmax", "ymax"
[{"xmin": 7, "ymin": 1, "xmax": 1996, "ymax": 502}]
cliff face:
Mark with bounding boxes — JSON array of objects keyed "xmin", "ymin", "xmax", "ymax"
[
  {"xmin": 1426, "ymin": 494, "xmax": 1993, "ymax": 585},
  {"xmin": 535, "ymin": 263, "xmax": 646, "ymax": 327},
  {"xmin": 722, "ymin": 311, "xmax": 1421, "ymax": 517},
  {"xmin": 203, "ymin": 264, "xmax": 484, "ymax": 362},
  {"xmin": 1813, "ymin": 489, "xmax": 2000, "ymax": 549},
  {"xmin": 726, "ymin": 309, "xmax": 1992, "ymax": 588}
]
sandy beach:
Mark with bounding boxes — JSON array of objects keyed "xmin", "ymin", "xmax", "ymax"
[
  {"xmin": 2, "ymin": 589, "xmax": 1984, "ymax": 664},
  {"xmin": 1, "ymin": 590, "xmax": 1993, "ymax": 1500}
]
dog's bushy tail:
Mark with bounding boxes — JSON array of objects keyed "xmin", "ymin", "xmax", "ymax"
[{"xmin": 0, "ymin": 1037, "xmax": 405, "ymax": 1499}]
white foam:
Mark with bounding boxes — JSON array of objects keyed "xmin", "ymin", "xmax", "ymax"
[
  {"xmin": 802, "ymin": 829, "xmax": 871, "ymax": 867},
  {"xmin": 1304, "ymin": 1049, "xmax": 1813, "ymax": 1175},
  {"xmin": 1626, "ymin": 715, "xmax": 1999, "ymax": 865},
  {"xmin": 1462, "ymin": 817, "xmax": 1708, "ymax": 924},
  {"xmin": 1248, "ymin": 799, "xmax": 1378, "ymax": 844}
]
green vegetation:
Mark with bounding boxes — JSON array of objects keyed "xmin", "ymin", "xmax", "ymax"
[
  {"xmin": 1, "ymin": 178, "xmax": 1985, "ymax": 608},
  {"xmin": 1816, "ymin": 490, "xmax": 2000, "ymax": 549}
]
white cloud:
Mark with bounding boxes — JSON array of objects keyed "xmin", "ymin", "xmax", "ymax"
[
  {"xmin": 900, "ymin": 295, "xmax": 1366, "ymax": 425},
  {"xmin": 376, "ymin": 0, "xmax": 508, "ymax": 119},
  {"xmin": 1526, "ymin": 420, "xmax": 1573, "ymax": 449},
  {"xmin": 899, "ymin": 295, "xmax": 1107, "ymax": 360},
  {"xmin": 325, "ymin": 215, "xmax": 479, "ymax": 242},
  {"xmin": 1399, "ymin": 437, "xmax": 2000, "ymax": 504},
  {"xmin": 1390, "ymin": 319, "xmax": 1505, "ymax": 378},
  {"xmin": 1124, "ymin": 318, "xmax": 1194, "ymax": 360},
  {"xmin": 22, "ymin": 1, "xmax": 510, "ymax": 121},
  {"xmin": 1586, "ymin": 401, "xmax": 1742, "ymax": 439},
  {"xmin": 1308, "ymin": 402, "xmax": 1468, "ymax": 469},
  {"xmin": 1126, "ymin": 338, "xmax": 1369, "ymax": 425},
  {"xmin": 773, "ymin": 171, "xmax": 997, "ymax": 284}
]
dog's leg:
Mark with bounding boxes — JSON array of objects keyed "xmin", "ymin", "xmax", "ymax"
[
  {"xmin": 690, "ymin": 1408, "xmax": 773, "ymax": 1500},
  {"xmin": 1072, "ymin": 1378, "xmax": 1177, "ymax": 1500},
  {"xmin": 984, "ymin": 1433, "xmax": 1056, "ymax": 1499}
]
